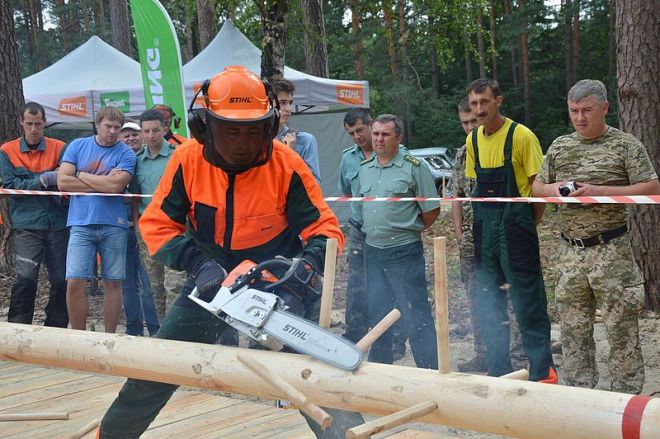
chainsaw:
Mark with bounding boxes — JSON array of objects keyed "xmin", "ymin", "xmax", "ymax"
[{"xmin": 189, "ymin": 257, "xmax": 363, "ymax": 371}]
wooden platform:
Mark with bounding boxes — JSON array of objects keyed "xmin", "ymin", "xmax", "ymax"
[
  {"xmin": 0, "ymin": 360, "xmax": 315, "ymax": 438},
  {"xmin": 0, "ymin": 361, "xmax": 446, "ymax": 438}
]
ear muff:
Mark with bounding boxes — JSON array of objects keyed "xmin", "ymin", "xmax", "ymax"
[
  {"xmin": 187, "ymin": 80, "xmax": 210, "ymax": 143},
  {"xmin": 262, "ymin": 79, "xmax": 281, "ymax": 138}
]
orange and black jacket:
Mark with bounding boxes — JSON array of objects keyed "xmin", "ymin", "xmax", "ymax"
[
  {"xmin": 139, "ymin": 139, "xmax": 343, "ymax": 273},
  {"xmin": 0, "ymin": 137, "xmax": 67, "ymax": 230}
]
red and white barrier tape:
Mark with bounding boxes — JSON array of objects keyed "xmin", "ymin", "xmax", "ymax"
[
  {"xmin": 0, "ymin": 188, "xmax": 659, "ymax": 204},
  {"xmin": 325, "ymin": 195, "xmax": 660, "ymax": 205}
]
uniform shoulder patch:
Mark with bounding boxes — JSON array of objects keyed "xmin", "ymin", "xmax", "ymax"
[
  {"xmin": 360, "ymin": 155, "xmax": 375, "ymax": 166},
  {"xmin": 404, "ymin": 154, "xmax": 421, "ymax": 166}
]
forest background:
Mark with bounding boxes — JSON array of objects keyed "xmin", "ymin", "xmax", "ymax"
[{"xmin": 0, "ymin": 0, "xmax": 658, "ymax": 307}]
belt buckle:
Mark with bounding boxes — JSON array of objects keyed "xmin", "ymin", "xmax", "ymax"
[{"xmin": 573, "ymin": 238, "xmax": 586, "ymax": 249}]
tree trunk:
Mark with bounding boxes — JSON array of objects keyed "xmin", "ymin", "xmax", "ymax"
[
  {"xmin": 383, "ymin": 0, "xmax": 398, "ymax": 80},
  {"xmin": 197, "ymin": 0, "xmax": 217, "ymax": 50},
  {"xmin": 95, "ymin": 0, "xmax": 105, "ymax": 26},
  {"xmin": 0, "ymin": 1, "xmax": 23, "ymax": 272},
  {"xmin": 519, "ymin": 0, "xmax": 531, "ymax": 126},
  {"xmin": 562, "ymin": 0, "xmax": 574, "ymax": 94},
  {"xmin": 571, "ymin": 0, "xmax": 580, "ymax": 84},
  {"xmin": 464, "ymin": 31, "xmax": 473, "ymax": 84},
  {"xmin": 616, "ymin": 0, "xmax": 660, "ymax": 309},
  {"xmin": 502, "ymin": 0, "xmax": 518, "ymax": 87},
  {"xmin": 300, "ymin": 0, "xmax": 329, "ymax": 78},
  {"xmin": 53, "ymin": 0, "xmax": 69, "ymax": 51},
  {"xmin": 109, "ymin": 0, "xmax": 132, "ymax": 57},
  {"xmin": 607, "ymin": 0, "xmax": 616, "ymax": 93},
  {"xmin": 487, "ymin": 0, "xmax": 498, "ymax": 82},
  {"xmin": 428, "ymin": 15, "xmax": 441, "ymax": 99},
  {"xmin": 21, "ymin": 1, "xmax": 36, "ymax": 72},
  {"xmin": 258, "ymin": 0, "xmax": 288, "ymax": 81},
  {"xmin": 349, "ymin": 0, "xmax": 365, "ymax": 80},
  {"xmin": 476, "ymin": 6, "xmax": 487, "ymax": 78},
  {"xmin": 397, "ymin": 0, "xmax": 413, "ymax": 145}
]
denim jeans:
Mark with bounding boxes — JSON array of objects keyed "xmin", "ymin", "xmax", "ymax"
[
  {"xmin": 66, "ymin": 225, "xmax": 128, "ymax": 280},
  {"xmin": 364, "ymin": 241, "xmax": 438, "ymax": 369},
  {"xmin": 122, "ymin": 228, "xmax": 160, "ymax": 336}
]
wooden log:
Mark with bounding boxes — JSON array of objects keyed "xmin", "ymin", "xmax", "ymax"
[
  {"xmin": 67, "ymin": 419, "xmax": 99, "ymax": 439},
  {"xmin": 502, "ymin": 369, "xmax": 529, "ymax": 380},
  {"xmin": 0, "ymin": 412, "xmax": 69, "ymax": 421},
  {"xmin": 319, "ymin": 238, "xmax": 338, "ymax": 329},
  {"xmin": 433, "ymin": 237, "xmax": 451, "ymax": 373},
  {"xmin": 356, "ymin": 309, "xmax": 401, "ymax": 352},
  {"xmin": 346, "ymin": 400, "xmax": 438, "ymax": 439},
  {"xmin": 237, "ymin": 353, "xmax": 332, "ymax": 429},
  {"xmin": 0, "ymin": 323, "xmax": 659, "ymax": 439}
]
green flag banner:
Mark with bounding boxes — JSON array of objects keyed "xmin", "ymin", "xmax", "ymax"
[{"xmin": 130, "ymin": 0, "xmax": 188, "ymax": 138}]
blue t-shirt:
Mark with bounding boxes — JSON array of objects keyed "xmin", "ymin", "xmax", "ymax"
[
  {"xmin": 276, "ymin": 126, "xmax": 322, "ymax": 183},
  {"xmin": 62, "ymin": 135, "xmax": 136, "ymax": 228}
]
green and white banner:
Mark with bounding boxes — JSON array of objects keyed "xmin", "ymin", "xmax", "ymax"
[{"xmin": 130, "ymin": 0, "xmax": 188, "ymax": 138}]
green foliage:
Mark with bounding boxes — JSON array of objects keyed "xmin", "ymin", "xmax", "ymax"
[{"xmin": 11, "ymin": 0, "xmax": 625, "ymax": 151}]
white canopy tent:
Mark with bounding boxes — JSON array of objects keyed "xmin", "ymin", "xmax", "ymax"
[
  {"xmin": 183, "ymin": 20, "xmax": 369, "ymax": 110},
  {"xmin": 22, "ymin": 36, "xmax": 145, "ymax": 129},
  {"xmin": 22, "ymin": 25, "xmax": 368, "ymax": 216}
]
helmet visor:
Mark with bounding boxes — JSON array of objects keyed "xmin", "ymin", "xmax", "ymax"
[{"xmin": 204, "ymin": 110, "xmax": 274, "ymax": 172}]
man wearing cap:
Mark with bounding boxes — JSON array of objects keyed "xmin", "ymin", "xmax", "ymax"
[
  {"xmin": 119, "ymin": 121, "xmax": 143, "ymax": 151},
  {"xmin": 0, "ymin": 101, "xmax": 69, "ymax": 328},
  {"xmin": 119, "ymin": 120, "xmax": 160, "ymax": 336},
  {"xmin": 130, "ymin": 109, "xmax": 188, "ymax": 321},
  {"xmin": 98, "ymin": 66, "xmax": 363, "ymax": 438},
  {"xmin": 151, "ymin": 104, "xmax": 188, "ymax": 146}
]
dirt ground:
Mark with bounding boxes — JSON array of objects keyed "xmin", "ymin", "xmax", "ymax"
[{"xmin": 1, "ymin": 206, "xmax": 659, "ymax": 437}]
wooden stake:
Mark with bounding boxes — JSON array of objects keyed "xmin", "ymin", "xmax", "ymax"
[
  {"xmin": 0, "ymin": 412, "xmax": 69, "ymax": 421},
  {"xmin": 318, "ymin": 238, "xmax": 338, "ymax": 329},
  {"xmin": 237, "ymin": 353, "xmax": 332, "ymax": 429},
  {"xmin": 433, "ymin": 237, "xmax": 451, "ymax": 373},
  {"xmin": 67, "ymin": 419, "xmax": 99, "ymax": 439},
  {"xmin": 356, "ymin": 309, "xmax": 401, "ymax": 353},
  {"xmin": 502, "ymin": 369, "xmax": 529, "ymax": 380},
  {"xmin": 346, "ymin": 400, "xmax": 438, "ymax": 439},
  {"xmin": 2, "ymin": 323, "xmax": 660, "ymax": 439}
]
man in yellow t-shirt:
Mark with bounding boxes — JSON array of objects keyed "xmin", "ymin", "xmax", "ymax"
[{"xmin": 464, "ymin": 78, "xmax": 555, "ymax": 383}]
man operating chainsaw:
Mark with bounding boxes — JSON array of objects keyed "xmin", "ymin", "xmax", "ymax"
[{"xmin": 98, "ymin": 66, "xmax": 364, "ymax": 438}]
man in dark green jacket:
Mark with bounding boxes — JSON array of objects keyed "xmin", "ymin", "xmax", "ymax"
[{"xmin": 0, "ymin": 102, "xmax": 69, "ymax": 327}]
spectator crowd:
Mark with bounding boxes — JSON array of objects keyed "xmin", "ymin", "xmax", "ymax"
[{"xmin": 1, "ymin": 69, "xmax": 658, "ymax": 438}]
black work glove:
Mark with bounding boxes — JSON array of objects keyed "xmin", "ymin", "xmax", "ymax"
[{"xmin": 180, "ymin": 247, "xmax": 227, "ymax": 301}]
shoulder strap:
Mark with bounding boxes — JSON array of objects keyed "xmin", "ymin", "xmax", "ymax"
[
  {"xmin": 471, "ymin": 128, "xmax": 481, "ymax": 171},
  {"xmin": 503, "ymin": 121, "xmax": 518, "ymax": 163}
]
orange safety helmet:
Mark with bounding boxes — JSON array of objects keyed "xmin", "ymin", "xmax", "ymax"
[{"xmin": 188, "ymin": 66, "xmax": 280, "ymax": 172}]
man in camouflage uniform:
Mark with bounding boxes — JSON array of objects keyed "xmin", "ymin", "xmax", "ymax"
[
  {"xmin": 534, "ymin": 79, "xmax": 660, "ymax": 394},
  {"xmin": 451, "ymin": 98, "xmax": 526, "ymax": 372}
]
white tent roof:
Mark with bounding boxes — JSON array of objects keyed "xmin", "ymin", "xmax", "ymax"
[
  {"xmin": 183, "ymin": 20, "xmax": 369, "ymax": 109},
  {"xmin": 22, "ymin": 36, "xmax": 145, "ymax": 127}
]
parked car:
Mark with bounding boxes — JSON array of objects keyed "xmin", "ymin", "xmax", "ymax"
[{"xmin": 409, "ymin": 147, "xmax": 455, "ymax": 195}]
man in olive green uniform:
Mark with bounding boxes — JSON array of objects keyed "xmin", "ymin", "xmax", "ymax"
[
  {"xmin": 339, "ymin": 108, "xmax": 407, "ymax": 360},
  {"xmin": 534, "ymin": 79, "xmax": 660, "ymax": 394},
  {"xmin": 452, "ymin": 98, "xmax": 526, "ymax": 372},
  {"xmin": 358, "ymin": 114, "xmax": 440, "ymax": 368},
  {"xmin": 465, "ymin": 79, "xmax": 555, "ymax": 382}
]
